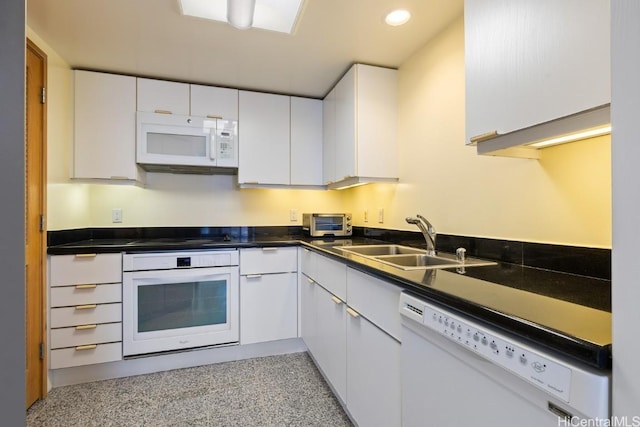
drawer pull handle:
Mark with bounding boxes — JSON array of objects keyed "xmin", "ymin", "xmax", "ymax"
[
  {"xmin": 246, "ymin": 274, "xmax": 262, "ymax": 279},
  {"xmin": 346, "ymin": 307, "xmax": 360, "ymax": 318},
  {"xmin": 469, "ymin": 130, "xmax": 499, "ymax": 144},
  {"xmin": 331, "ymin": 295, "xmax": 343, "ymax": 305},
  {"xmin": 306, "ymin": 277, "xmax": 315, "ymax": 284},
  {"xmin": 262, "ymin": 247, "xmax": 278, "ymax": 252},
  {"xmin": 74, "ymin": 253, "xmax": 97, "ymax": 258},
  {"xmin": 75, "ymin": 284, "xmax": 97, "ymax": 290},
  {"xmin": 75, "ymin": 344, "xmax": 97, "ymax": 351},
  {"xmin": 154, "ymin": 109, "xmax": 172, "ymax": 114},
  {"xmin": 75, "ymin": 304, "xmax": 97, "ymax": 310},
  {"xmin": 75, "ymin": 324, "xmax": 97, "ymax": 330},
  {"xmin": 206, "ymin": 114, "xmax": 222, "ymax": 119}
]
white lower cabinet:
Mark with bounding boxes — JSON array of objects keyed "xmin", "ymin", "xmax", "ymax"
[
  {"xmin": 346, "ymin": 307, "xmax": 401, "ymax": 427},
  {"xmin": 240, "ymin": 272, "xmax": 298, "ymax": 344},
  {"xmin": 300, "ymin": 248, "xmax": 402, "ymax": 426},
  {"xmin": 48, "ymin": 253, "xmax": 123, "ymax": 370},
  {"xmin": 313, "ymin": 282, "xmax": 347, "ymax": 402},
  {"xmin": 239, "ymin": 247, "xmax": 298, "ymax": 345}
]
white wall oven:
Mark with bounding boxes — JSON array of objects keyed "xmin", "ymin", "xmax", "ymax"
[{"xmin": 123, "ymin": 250, "xmax": 239, "ymax": 357}]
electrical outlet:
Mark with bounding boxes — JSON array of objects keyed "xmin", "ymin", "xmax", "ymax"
[
  {"xmin": 364, "ymin": 209, "xmax": 369, "ymax": 223},
  {"xmin": 290, "ymin": 209, "xmax": 298, "ymax": 222},
  {"xmin": 112, "ymin": 208, "xmax": 123, "ymax": 223},
  {"xmin": 378, "ymin": 208, "xmax": 384, "ymax": 224}
]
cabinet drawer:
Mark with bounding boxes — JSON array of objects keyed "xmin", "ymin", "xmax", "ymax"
[
  {"xmin": 310, "ymin": 251, "xmax": 347, "ymax": 301},
  {"xmin": 50, "ymin": 253, "xmax": 121, "ymax": 287},
  {"xmin": 50, "ymin": 342, "xmax": 122, "ymax": 369},
  {"xmin": 50, "ymin": 322, "xmax": 122, "ymax": 349},
  {"xmin": 50, "ymin": 303, "xmax": 122, "ymax": 328},
  {"xmin": 50, "ymin": 283, "xmax": 122, "ymax": 307},
  {"xmin": 240, "ymin": 247, "xmax": 297, "ymax": 275},
  {"xmin": 346, "ymin": 268, "xmax": 402, "ymax": 340}
]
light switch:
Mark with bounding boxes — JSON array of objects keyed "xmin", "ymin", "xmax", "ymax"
[{"xmin": 290, "ymin": 209, "xmax": 298, "ymax": 222}]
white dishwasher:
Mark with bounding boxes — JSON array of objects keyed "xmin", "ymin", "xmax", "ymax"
[{"xmin": 399, "ymin": 293, "xmax": 610, "ymax": 427}]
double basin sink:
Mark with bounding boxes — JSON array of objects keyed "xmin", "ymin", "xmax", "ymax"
[{"xmin": 334, "ymin": 244, "xmax": 496, "ymax": 271}]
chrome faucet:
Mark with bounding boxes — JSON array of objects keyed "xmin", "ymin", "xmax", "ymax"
[{"xmin": 406, "ymin": 214, "xmax": 436, "ymax": 255}]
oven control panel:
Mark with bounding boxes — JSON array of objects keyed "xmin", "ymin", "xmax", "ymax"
[
  {"xmin": 401, "ymin": 296, "xmax": 572, "ymax": 402},
  {"xmin": 123, "ymin": 250, "xmax": 239, "ymax": 271}
]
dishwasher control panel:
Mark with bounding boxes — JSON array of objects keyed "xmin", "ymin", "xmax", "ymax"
[{"xmin": 400, "ymin": 295, "xmax": 572, "ymax": 402}]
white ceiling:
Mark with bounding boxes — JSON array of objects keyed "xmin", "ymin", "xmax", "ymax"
[{"xmin": 27, "ymin": 0, "xmax": 463, "ymax": 98}]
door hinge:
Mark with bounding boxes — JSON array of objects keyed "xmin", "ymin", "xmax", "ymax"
[
  {"xmin": 39, "ymin": 342, "xmax": 44, "ymax": 360},
  {"xmin": 40, "ymin": 87, "xmax": 46, "ymax": 104},
  {"xmin": 39, "ymin": 214, "xmax": 45, "ymax": 232}
]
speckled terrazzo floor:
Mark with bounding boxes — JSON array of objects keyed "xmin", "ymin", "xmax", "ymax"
[{"xmin": 27, "ymin": 352, "xmax": 353, "ymax": 426}]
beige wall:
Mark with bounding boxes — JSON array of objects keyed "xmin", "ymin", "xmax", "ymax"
[
  {"xmin": 344, "ymin": 16, "xmax": 611, "ymax": 248},
  {"xmin": 33, "ymin": 15, "xmax": 612, "ymax": 248}
]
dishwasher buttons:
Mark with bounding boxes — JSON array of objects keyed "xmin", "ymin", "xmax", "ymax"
[{"xmin": 519, "ymin": 354, "xmax": 528, "ymax": 364}]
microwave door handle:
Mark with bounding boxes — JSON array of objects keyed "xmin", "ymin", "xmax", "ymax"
[{"xmin": 210, "ymin": 130, "xmax": 216, "ymax": 161}]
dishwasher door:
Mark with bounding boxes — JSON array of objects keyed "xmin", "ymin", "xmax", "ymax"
[
  {"xmin": 399, "ymin": 292, "xmax": 610, "ymax": 427},
  {"xmin": 402, "ymin": 320, "xmax": 560, "ymax": 427}
]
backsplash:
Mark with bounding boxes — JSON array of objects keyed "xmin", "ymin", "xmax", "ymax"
[{"xmin": 355, "ymin": 227, "xmax": 611, "ymax": 280}]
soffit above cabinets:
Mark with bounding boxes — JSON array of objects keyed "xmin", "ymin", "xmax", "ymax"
[{"xmin": 26, "ymin": 0, "xmax": 463, "ymax": 99}]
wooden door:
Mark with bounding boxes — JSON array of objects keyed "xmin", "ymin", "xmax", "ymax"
[{"xmin": 25, "ymin": 39, "xmax": 47, "ymax": 409}]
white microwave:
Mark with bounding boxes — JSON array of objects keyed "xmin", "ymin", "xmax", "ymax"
[{"xmin": 136, "ymin": 111, "xmax": 238, "ymax": 173}]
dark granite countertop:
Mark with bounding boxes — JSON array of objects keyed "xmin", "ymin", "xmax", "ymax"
[{"xmin": 47, "ymin": 228, "xmax": 611, "ymax": 369}]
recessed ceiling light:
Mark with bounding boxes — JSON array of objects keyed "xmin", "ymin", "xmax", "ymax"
[
  {"xmin": 385, "ymin": 9, "xmax": 411, "ymax": 26},
  {"xmin": 179, "ymin": 0, "xmax": 304, "ymax": 34}
]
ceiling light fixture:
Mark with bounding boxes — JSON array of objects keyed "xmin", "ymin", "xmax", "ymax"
[
  {"xmin": 179, "ymin": 0, "xmax": 304, "ymax": 34},
  {"xmin": 227, "ymin": 0, "xmax": 256, "ymax": 30},
  {"xmin": 385, "ymin": 9, "xmax": 411, "ymax": 26}
]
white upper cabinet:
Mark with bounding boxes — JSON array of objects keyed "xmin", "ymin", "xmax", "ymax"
[
  {"xmin": 136, "ymin": 78, "xmax": 190, "ymax": 115},
  {"xmin": 291, "ymin": 97, "xmax": 323, "ymax": 186},
  {"xmin": 238, "ymin": 90, "xmax": 291, "ymax": 185},
  {"xmin": 73, "ymin": 70, "xmax": 143, "ymax": 182},
  {"xmin": 465, "ymin": 0, "xmax": 611, "ymax": 148},
  {"xmin": 323, "ymin": 64, "xmax": 398, "ymax": 188},
  {"xmin": 190, "ymin": 84, "xmax": 238, "ymax": 120}
]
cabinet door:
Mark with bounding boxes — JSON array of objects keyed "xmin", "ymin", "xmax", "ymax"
[
  {"xmin": 73, "ymin": 71, "xmax": 139, "ymax": 180},
  {"xmin": 322, "ymin": 87, "xmax": 337, "ymax": 184},
  {"xmin": 314, "ymin": 284, "xmax": 347, "ymax": 402},
  {"xmin": 190, "ymin": 85, "xmax": 238, "ymax": 120},
  {"xmin": 300, "ymin": 274, "xmax": 318, "ymax": 354},
  {"xmin": 238, "ymin": 91, "xmax": 291, "ymax": 185},
  {"xmin": 347, "ymin": 307, "xmax": 401, "ymax": 427},
  {"xmin": 137, "ymin": 78, "xmax": 189, "ymax": 115},
  {"xmin": 291, "ymin": 97, "xmax": 323, "ymax": 186},
  {"xmin": 240, "ymin": 272, "xmax": 298, "ymax": 345},
  {"xmin": 334, "ymin": 66, "xmax": 356, "ymax": 181},
  {"xmin": 355, "ymin": 64, "xmax": 398, "ymax": 178},
  {"xmin": 465, "ymin": 0, "xmax": 610, "ymax": 143}
]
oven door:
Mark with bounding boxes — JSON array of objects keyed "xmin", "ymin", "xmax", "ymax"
[{"xmin": 123, "ymin": 266, "xmax": 239, "ymax": 356}]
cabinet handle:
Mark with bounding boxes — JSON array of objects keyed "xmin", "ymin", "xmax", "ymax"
[
  {"xmin": 75, "ymin": 304, "xmax": 97, "ymax": 310},
  {"xmin": 262, "ymin": 247, "xmax": 278, "ymax": 252},
  {"xmin": 469, "ymin": 130, "xmax": 499, "ymax": 144},
  {"xmin": 74, "ymin": 253, "xmax": 97, "ymax": 258},
  {"xmin": 246, "ymin": 274, "xmax": 262, "ymax": 279},
  {"xmin": 75, "ymin": 344, "xmax": 97, "ymax": 351},
  {"xmin": 346, "ymin": 307, "xmax": 360, "ymax": 318},
  {"xmin": 154, "ymin": 109, "xmax": 172, "ymax": 114},
  {"xmin": 75, "ymin": 324, "xmax": 97, "ymax": 330},
  {"xmin": 75, "ymin": 284, "xmax": 97, "ymax": 290},
  {"xmin": 206, "ymin": 115, "xmax": 222, "ymax": 119},
  {"xmin": 331, "ymin": 295, "xmax": 343, "ymax": 305},
  {"xmin": 306, "ymin": 277, "xmax": 315, "ymax": 284}
]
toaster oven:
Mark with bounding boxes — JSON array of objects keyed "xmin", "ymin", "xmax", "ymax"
[{"xmin": 303, "ymin": 213, "xmax": 352, "ymax": 237}]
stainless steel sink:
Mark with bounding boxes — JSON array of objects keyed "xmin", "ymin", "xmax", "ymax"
[
  {"xmin": 334, "ymin": 244, "xmax": 496, "ymax": 270},
  {"xmin": 335, "ymin": 244, "xmax": 426, "ymax": 256},
  {"xmin": 374, "ymin": 254, "xmax": 459, "ymax": 268}
]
